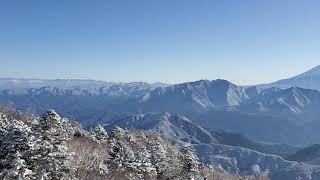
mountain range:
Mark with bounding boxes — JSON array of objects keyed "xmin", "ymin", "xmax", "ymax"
[
  {"xmin": 2, "ymin": 65, "xmax": 320, "ymax": 179},
  {"xmin": 1, "ymin": 66, "xmax": 320, "ymax": 146}
]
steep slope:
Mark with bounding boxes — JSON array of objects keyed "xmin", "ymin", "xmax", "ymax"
[
  {"xmin": 107, "ymin": 112, "xmax": 219, "ymax": 144},
  {"xmin": 261, "ymin": 65, "xmax": 320, "ymax": 91}
]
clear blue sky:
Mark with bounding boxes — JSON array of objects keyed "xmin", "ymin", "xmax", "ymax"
[{"xmin": 0, "ymin": 0, "xmax": 319, "ymax": 85}]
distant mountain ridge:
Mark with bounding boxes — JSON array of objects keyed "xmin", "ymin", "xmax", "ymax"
[
  {"xmin": 133, "ymin": 79, "xmax": 259, "ymax": 114},
  {"xmin": 260, "ymin": 65, "xmax": 320, "ymax": 91},
  {"xmin": 0, "ymin": 78, "xmax": 169, "ymax": 94},
  {"xmin": 0, "ymin": 79, "xmax": 169, "ymax": 126}
]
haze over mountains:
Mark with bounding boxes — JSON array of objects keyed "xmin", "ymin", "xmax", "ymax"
[{"xmin": 0, "ymin": 78, "xmax": 169, "ymax": 96}]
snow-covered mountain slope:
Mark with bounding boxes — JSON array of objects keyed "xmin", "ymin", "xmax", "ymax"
[
  {"xmin": 191, "ymin": 86, "xmax": 320, "ymax": 145},
  {"xmin": 133, "ymin": 79, "xmax": 258, "ymax": 114},
  {"xmin": 260, "ymin": 65, "xmax": 320, "ymax": 91}
]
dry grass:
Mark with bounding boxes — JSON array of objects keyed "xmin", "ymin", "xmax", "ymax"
[{"xmin": 66, "ymin": 136, "xmax": 109, "ymax": 180}]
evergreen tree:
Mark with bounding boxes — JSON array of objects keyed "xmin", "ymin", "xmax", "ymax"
[
  {"xmin": 34, "ymin": 109, "xmax": 72, "ymax": 179},
  {"xmin": 0, "ymin": 124, "xmax": 34, "ymax": 180},
  {"xmin": 90, "ymin": 124, "xmax": 108, "ymax": 142},
  {"xmin": 148, "ymin": 139, "xmax": 168, "ymax": 177},
  {"xmin": 180, "ymin": 144, "xmax": 203, "ymax": 180}
]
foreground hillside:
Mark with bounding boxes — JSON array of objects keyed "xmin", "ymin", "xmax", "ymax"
[{"xmin": 0, "ymin": 106, "xmax": 260, "ymax": 180}]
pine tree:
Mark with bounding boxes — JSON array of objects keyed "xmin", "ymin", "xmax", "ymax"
[
  {"xmin": 3, "ymin": 151, "xmax": 33, "ymax": 180},
  {"xmin": 0, "ymin": 113, "xmax": 9, "ymax": 138},
  {"xmin": 148, "ymin": 139, "xmax": 168, "ymax": 177},
  {"xmin": 34, "ymin": 109, "xmax": 72, "ymax": 179},
  {"xmin": 180, "ymin": 144, "xmax": 203, "ymax": 180},
  {"xmin": 0, "ymin": 124, "xmax": 34, "ymax": 180},
  {"xmin": 106, "ymin": 128, "xmax": 158, "ymax": 179},
  {"xmin": 106, "ymin": 127, "xmax": 128, "ymax": 169},
  {"xmin": 90, "ymin": 124, "xmax": 108, "ymax": 142}
]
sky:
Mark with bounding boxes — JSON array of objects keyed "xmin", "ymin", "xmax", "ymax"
[{"xmin": 0, "ymin": 0, "xmax": 320, "ymax": 85}]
